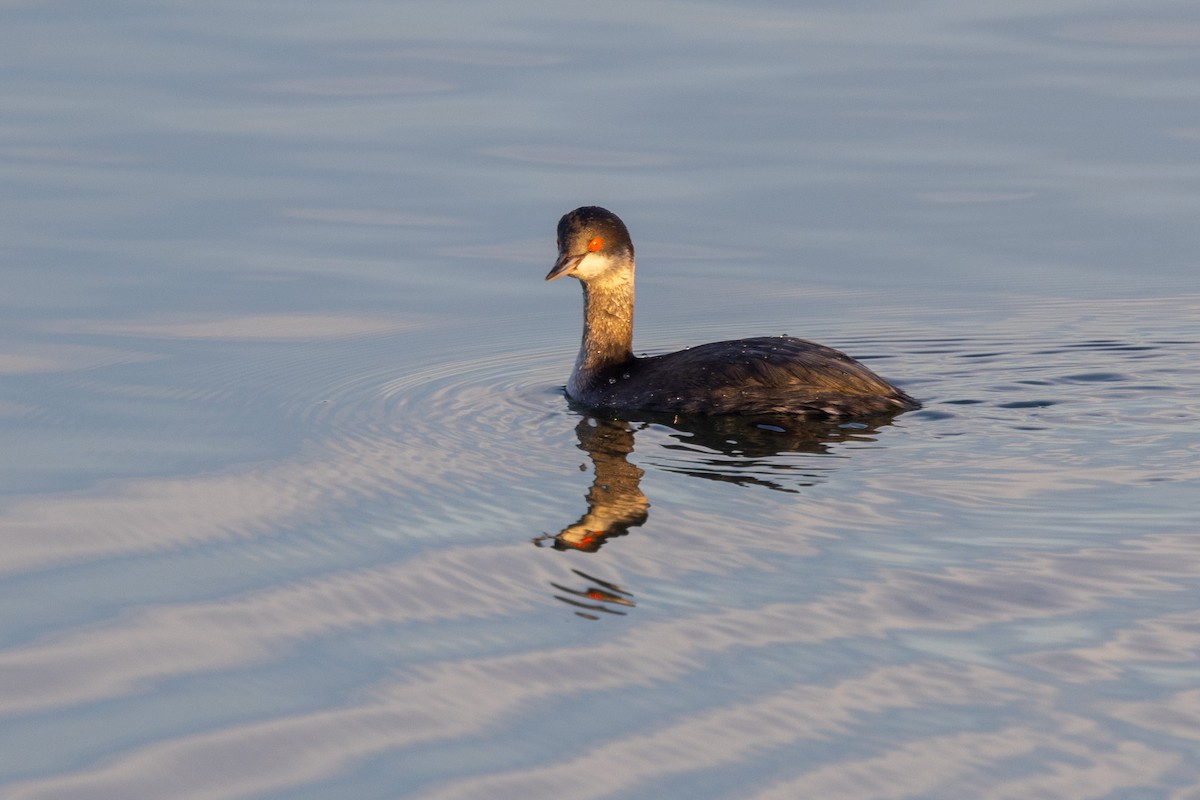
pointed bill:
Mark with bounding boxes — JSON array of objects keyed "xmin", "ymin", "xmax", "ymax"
[{"xmin": 545, "ymin": 252, "xmax": 585, "ymax": 281}]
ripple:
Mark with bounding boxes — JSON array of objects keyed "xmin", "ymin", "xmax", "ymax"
[
  {"xmin": 0, "ymin": 342, "xmax": 159, "ymax": 374},
  {"xmin": 256, "ymin": 76, "xmax": 455, "ymax": 96},
  {"xmin": 9, "ymin": 294, "xmax": 1196, "ymax": 577},
  {"xmin": 1060, "ymin": 21, "xmax": 1200, "ymax": 46},
  {"xmin": 53, "ymin": 313, "xmax": 425, "ymax": 341},
  {"xmin": 345, "ymin": 46, "xmax": 568, "ymax": 68},
  {"xmin": 478, "ymin": 145, "xmax": 674, "ymax": 168},
  {"xmin": 4, "ymin": 294, "xmax": 1200, "ymax": 799}
]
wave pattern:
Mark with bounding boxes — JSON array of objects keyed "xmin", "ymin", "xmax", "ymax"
[{"xmin": 1, "ymin": 296, "xmax": 1199, "ymax": 798}]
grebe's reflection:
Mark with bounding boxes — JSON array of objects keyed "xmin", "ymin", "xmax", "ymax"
[
  {"xmin": 537, "ymin": 411, "xmax": 906, "ymax": 617},
  {"xmin": 550, "ymin": 568, "xmax": 636, "ymax": 619},
  {"xmin": 534, "ymin": 417, "xmax": 649, "ymax": 553}
]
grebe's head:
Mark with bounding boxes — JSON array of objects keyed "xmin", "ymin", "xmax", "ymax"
[{"xmin": 546, "ymin": 206, "xmax": 634, "ymax": 283}]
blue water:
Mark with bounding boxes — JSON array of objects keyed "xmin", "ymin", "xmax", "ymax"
[{"xmin": 2, "ymin": 2, "xmax": 1200, "ymax": 798}]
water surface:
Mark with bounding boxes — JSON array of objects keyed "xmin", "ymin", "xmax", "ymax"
[{"xmin": 2, "ymin": 1, "xmax": 1200, "ymax": 798}]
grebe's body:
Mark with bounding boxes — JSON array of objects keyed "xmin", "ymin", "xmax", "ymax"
[{"xmin": 547, "ymin": 206, "xmax": 918, "ymax": 419}]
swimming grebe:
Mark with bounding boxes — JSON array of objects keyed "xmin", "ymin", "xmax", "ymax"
[{"xmin": 546, "ymin": 206, "xmax": 919, "ymax": 418}]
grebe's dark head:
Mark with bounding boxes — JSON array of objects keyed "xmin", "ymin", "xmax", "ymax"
[{"xmin": 546, "ymin": 206, "xmax": 635, "ymax": 282}]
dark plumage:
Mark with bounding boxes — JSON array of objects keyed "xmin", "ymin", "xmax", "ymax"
[{"xmin": 546, "ymin": 206, "xmax": 919, "ymax": 419}]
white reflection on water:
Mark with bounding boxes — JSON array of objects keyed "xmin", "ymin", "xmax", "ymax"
[
  {"xmin": 749, "ymin": 729, "xmax": 1174, "ymax": 800},
  {"xmin": 0, "ymin": 344, "xmax": 159, "ymax": 375},
  {"xmin": 1019, "ymin": 609, "xmax": 1200, "ymax": 683},
  {"xmin": 479, "ymin": 145, "xmax": 676, "ymax": 168},
  {"xmin": 256, "ymin": 76, "xmax": 456, "ymax": 96},
  {"xmin": 0, "ymin": 543, "xmax": 552, "ymax": 715},
  {"xmin": 282, "ymin": 208, "xmax": 464, "ymax": 227},
  {"xmin": 1106, "ymin": 690, "xmax": 1200, "ymax": 742},
  {"xmin": 50, "ymin": 313, "xmax": 425, "ymax": 341}
]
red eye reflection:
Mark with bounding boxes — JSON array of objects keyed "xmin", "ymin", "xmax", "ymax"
[{"xmin": 587, "ymin": 237, "xmax": 603, "ymax": 252}]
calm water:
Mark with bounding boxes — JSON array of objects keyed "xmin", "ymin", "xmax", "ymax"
[{"xmin": 3, "ymin": 1, "xmax": 1200, "ymax": 798}]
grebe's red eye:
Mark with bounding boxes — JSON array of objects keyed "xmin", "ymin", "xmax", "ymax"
[{"xmin": 587, "ymin": 236, "xmax": 603, "ymax": 252}]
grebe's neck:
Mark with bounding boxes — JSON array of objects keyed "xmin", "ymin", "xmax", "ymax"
[{"xmin": 570, "ymin": 270, "xmax": 635, "ymax": 394}]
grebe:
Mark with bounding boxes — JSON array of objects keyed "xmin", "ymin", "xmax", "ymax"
[{"xmin": 546, "ymin": 206, "xmax": 919, "ymax": 418}]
